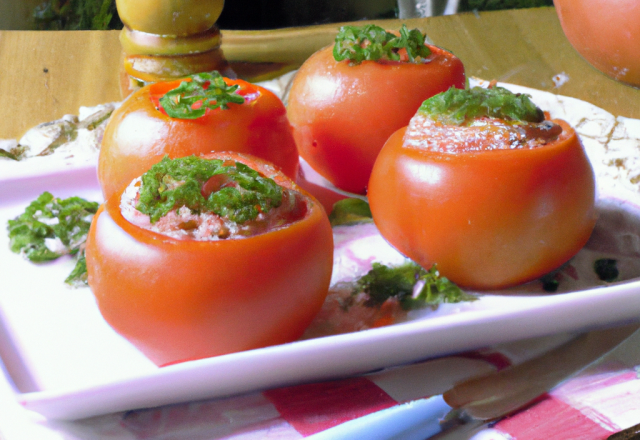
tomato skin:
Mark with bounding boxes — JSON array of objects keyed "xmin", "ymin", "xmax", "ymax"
[
  {"xmin": 86, "ymin": 152, "xmax": 333, "ymax": 366},
  {"xmin": 287, "ymin": 45, "xmax": 466, "ymax": 195},
  {"xmin": 554, "ymin": 0, "xmax": 640, "ymax": 86},
  {"xmin": 99, "ymin": 77, "xmax": 299, "ymax": 200},
  {"xmin": 368, "ymin": 121, "xmax": 597, "ymax": 290}
]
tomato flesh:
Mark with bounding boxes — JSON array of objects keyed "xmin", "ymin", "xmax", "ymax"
[{"xmin": 406, "ymin": 115, "xmax": 564, "ymax": 153}]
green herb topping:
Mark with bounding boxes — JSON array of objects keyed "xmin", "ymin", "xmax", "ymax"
[
  {"xmin": 7, "ymin": 192, "xmax": 99, "ymax": 286},
  {"xmin": 419, "ymin": 86, "xmax": 545, "ymax": 126},
  {"xmin": 539, "ymin": 272, "xmax": 560, "ymax": 292},
  {"xmin": 159, "ymin": 71, "xmax": 245, "ymax": 120},
  {"xmin": 594, "ymin": 258, "xmax": 619, "ymax": 282},
  {"xmin": 329, "ymin": 198, "xmax": 373, "ymax": 227},
  {"xmin": 352, "ymin": 261, "xmax": 475, "ymax": 310},
  {"xmin": 136, "ymin": 156, "xmax": 284, "ymax": 224},
  {"xmin": 333, "ymin": 24, "xmax": 432, "ymax": 64}
]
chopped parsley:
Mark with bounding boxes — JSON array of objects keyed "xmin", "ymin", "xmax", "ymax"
[
  {"xmin": 7, "ymin": 192, "xmax": 99, "ymax": 286},
  {"xmin": 540, "ymin": 272, "xmax": 560, "ymax": 292},
  {"xmin": 333, "ymin": 24, "xmax": 432, "ymax": 64},
  {"xmin": 136, "ymin": 156, "xmax": 283, "ymax": 224},
  {"xmin": 159, "ymin": 71, "xmax": 245, "ymax": 119},
  {"xmin": 594, "ymin": 258, "xmax": 619, "ymax": 282},
  {"xmin": 65, "ymin": 251, "xmax": 89, "ymax": 287},
  {"xmin": 419, "ymin": 86, "xmax": 545, "ymax": 126},
  {"xmin": 352, "ymin": 261, "xmax": 475, "ymax": 310},
  {"xmin": 329, "ymin": 198, "xmax": 373, "ymax": 226}
]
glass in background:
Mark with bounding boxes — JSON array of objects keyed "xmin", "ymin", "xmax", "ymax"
[{"xmin": 397, "ymin": 0, "xmax": 460, "ymax": 18}]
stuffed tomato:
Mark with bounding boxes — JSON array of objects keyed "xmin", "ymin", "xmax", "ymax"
[
  {"xmin": 86, "ymin": 152, "xmax": 333, "ymax": 366},
  {"xmin": 287, "ymin": 24, "xmax": 466, "ymax": 195},
  {"xmin": 368, "ymin": 86, "xmax": 597, "ymax": 290},
  {"xmin": 99, "ymin": 71, "xmax": 299, "ymax": 200}
]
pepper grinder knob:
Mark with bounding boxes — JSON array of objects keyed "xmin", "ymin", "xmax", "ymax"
[{"xmin": 116, "ymin": 0, "xmax": 232, "ymax": 97}]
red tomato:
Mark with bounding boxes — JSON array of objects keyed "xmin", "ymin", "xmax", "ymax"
[
  {"xmin": 555, "ymin": 0, "xmax": 640, "ymax": 86},
  {"xmin": 99, "ymin": 76, "xmax": 299, "ymax": 200},
  {"xmin": 86, "ymin": 152, "xmax": 333, "ymax": 366},
  {"xmin": 368, "ymin": 120, "xmax": 597, "ymax": 290},
  {"xmin": 287, "ymin": 44, "xmax": 466, "ymax": 195}
]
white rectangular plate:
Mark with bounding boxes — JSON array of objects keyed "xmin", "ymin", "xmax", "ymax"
[
  {"xmin": 1, "ymin": 163, "xmax": 639, "ymax": 421},
  {"xmin": 2, "ymin": 83, "xmax": 640, "ymax": 421}
]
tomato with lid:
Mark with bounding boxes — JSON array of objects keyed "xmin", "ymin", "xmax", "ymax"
[
  {"xmin": 287, "ymin": 24, "xmax": 466, "ymax": 195},
  {"xmin": 99, "ymin": 71, "xmax": 300, "ymax": 201}
]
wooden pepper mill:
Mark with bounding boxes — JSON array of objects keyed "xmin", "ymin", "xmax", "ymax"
[{"xmin": 116, "ymin": 0, "xmax": 232, "ymax": 96}]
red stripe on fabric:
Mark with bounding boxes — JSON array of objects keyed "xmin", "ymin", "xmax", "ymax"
[
  {"xmin": 264, "ymin": 377, "xmax": 397, "ymax": 437},
  {"xmin": 495, "ymin": 394, "xmax": 613, "ymax": 440},
  {"xmin": 553, "ymin": 369, "xmax": 637, "ymax": 397},
  {"xmin": 456, "ymin": 351, "xmax": 512, "ymax": 371},
  {"xmin": 581, "ymin": 370, "xmax": 637, "ymax": 390}
]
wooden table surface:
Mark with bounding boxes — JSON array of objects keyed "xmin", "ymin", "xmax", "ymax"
[{"xmin": 0, "ymin": 7, "xmax": 639, "ymax": 141}]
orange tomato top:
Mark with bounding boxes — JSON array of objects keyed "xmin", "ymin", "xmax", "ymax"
[{"xmin": 99, "ymin": 76, "xmax": 299, "ymax": 200}]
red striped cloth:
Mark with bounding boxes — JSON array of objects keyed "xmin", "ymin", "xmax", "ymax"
[{"xmin": 42, "ymin": 331, "xmax": 640, "ymax": 439}]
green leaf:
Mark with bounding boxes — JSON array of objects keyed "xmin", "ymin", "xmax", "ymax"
[
  {"xmin": 594, "ymin": 258, "xmax": 619, "ymax": 282},
  {"xmin": 7, "ymin": 192, "xmax": 99, "ymax": 286},
  {"xmin": 353, "ymin": 261, "xmax": 475, "ymax": 310},
  {"xmin": 91, "ymin": 0, "xmax": 115, "ymax": 30},
  {"xmin": 159, "ymin": 72, "xmax": 245, "ymax": 120},
  {"xmin": 411, "ymin": 265, "xmax": 477, "ymax": 310},
  {"xmin": 329, "ymin": 198, "xmax": 373, "ymax": 226},
  {"xmin": 33, "ymin": 0, "xmax": 122, "ymax": 30},
  {"xmin": 419, "ymin": 86, "xmax": 544, "ymax": 125},
  {"xmin": 65, "ymin": 250, "xmax": 89, "ymax": 287},
  {"xmin": 8, "ymin": 192, "xmax": 98, "ymax": 261},
  {"xmin": 540, "ymin": 272, "xmax": 560, "ymax": 292},
  {"xmin": 135, "ymin": 156, "xmax": 284, "ymax": 224},
  {"xmin": 333, "ymin": 24, "xmax": 431, "ymax": 65}
]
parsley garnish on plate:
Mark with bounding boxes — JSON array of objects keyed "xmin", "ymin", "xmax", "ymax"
[
  {"xmin": 352, "ymin": 261, "xmax": 476, "ymax": 310},
  {"xmin": 594, "ymin": 258, "xmax": 619, "ymax": 282},
  {"xmin": 7, "ymin": 192, "xmax": 99, "ymax": 287}
]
